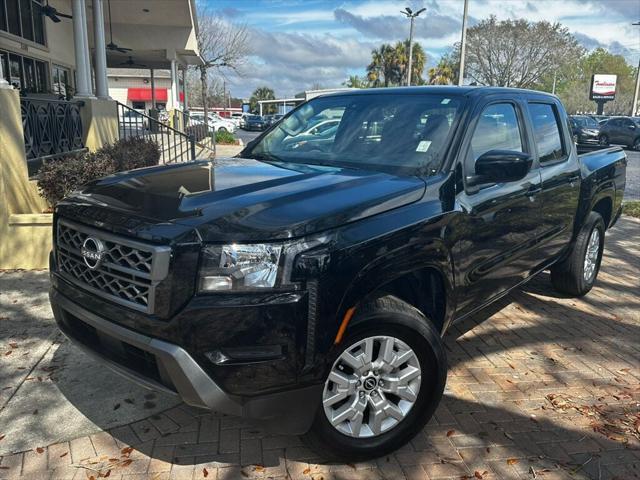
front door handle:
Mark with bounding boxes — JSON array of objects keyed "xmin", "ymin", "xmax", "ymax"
[
  {"xmin": 527, "ymin": 185, "xmax": 542, "ymax": 196},
  {"xmin": 568, "ymin": 175, "xmax": 580, "ymax": 186}
]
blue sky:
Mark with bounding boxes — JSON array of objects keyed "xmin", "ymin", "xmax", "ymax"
[{"xmin": 207, "ymin": 0, "xmax": 640, "ymax": 99}]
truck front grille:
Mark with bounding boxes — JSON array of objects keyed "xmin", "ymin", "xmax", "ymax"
[{"xmin": 55, "ymin": 219, "xmax": 171, "ymax": 313}]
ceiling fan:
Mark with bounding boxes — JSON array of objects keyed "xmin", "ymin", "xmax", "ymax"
[
  {"xmin": 41, "ymin": 0, "xmax": 72, "ymax": 22},
  {"xmin": 119, "ymin": 56, "xmax": 147, "ymax": 68},
  {"xmin": 106, "ymin": 0, "xmax": 132, "ymax": 53}
]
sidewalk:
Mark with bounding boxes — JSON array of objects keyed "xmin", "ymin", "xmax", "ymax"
[{"xmin": 0, "ymin": 217, "xmax": 638, "ymax": 479}]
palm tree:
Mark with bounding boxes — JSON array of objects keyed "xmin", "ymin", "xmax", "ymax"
[
  {"xmin": 367, "ymin": 44, "xmax": 399, "ymax": 87},
  {"xmin": 428, "ymin": 63, "xmax": 455, "ymax": 85},
  {"xmin": 343, "ymin": 75, "xmax": 368, "ymax": 88},
  {"xmin": 366, "ymin": 41, "xmax": 427, "ymax": 87},
  {"xmin": 249, "ymin": 86, "xmax": 276, "ymax": 114}
]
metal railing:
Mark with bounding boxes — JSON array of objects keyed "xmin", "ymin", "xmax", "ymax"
[
  {"xmin": 20, "ymin": 97, "xmax": 85, "ymax": 176},
  {"xmin": 117, "ymin": 102, "xmax": 195, "ymax": 164}
]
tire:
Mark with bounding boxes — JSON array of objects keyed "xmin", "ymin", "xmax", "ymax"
[
  {"xmin": 632, "ymin": 137, "xmax": 640, "ymax": 151},
  {"xmin": 303, "ymin": 295, "xmax": 447, "ymax": 461},
  {"xmin": 598, "ymin": 134, "xmax": 609, "ymax": 146},
  {"xmin": 218, "ymin": 127, "xmax": 227, "ymax": 133},
  {"xmin": 550, "ymin": 211, "xmax": 605, "ymax": 297}
]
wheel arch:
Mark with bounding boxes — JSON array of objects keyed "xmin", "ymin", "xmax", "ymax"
[
  {"xmin": 592, "ymin": 195, "xmax": 613, "ymax": 229},
  {"xmin": 333, "ymin": 248, "xmax": 456, "ymax": 344}
]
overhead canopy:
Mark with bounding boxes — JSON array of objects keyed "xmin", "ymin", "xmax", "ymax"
[{"xmin": 86, "ymin": 0, "xmax": 203, "ymax": 69}]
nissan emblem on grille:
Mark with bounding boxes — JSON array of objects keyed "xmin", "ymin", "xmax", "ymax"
[{"xmin": 81, "ymin": 237, "xmax": 106, "ymax": 269}]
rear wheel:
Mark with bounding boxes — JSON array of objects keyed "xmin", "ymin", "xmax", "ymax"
[
  {"xmin": 303, "ymin": 295, "xmax": 446, "ymax": 461},
  {"xmin": 598, "ymin": 134, "xmax": 609, "ymax": 146},
  {"xmin": 632, "ymin": 137, "xmax": 640, "ymax": 151},
  {"xmin": 550, "ymin": 212, "xmax": 605, "ymax": 296},
  {"xmin": 218, "ymin": 127, "xmax": 227, "ymax": 133}
]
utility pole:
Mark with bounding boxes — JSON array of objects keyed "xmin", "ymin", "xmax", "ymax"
[
  {"xmin": 401, "ymin": 7, "xmax": 426, "ymax": 86},
  {"xmin": 458, "ymin": 0, "xmax": 469, "ymax": 86},
  {"xmin": 552, "ymin": 70, "xmax": 557, "ymax": 95},
  {"xmin": 631, "ymin": 22, "xmax": 640, "ymax": 116}
]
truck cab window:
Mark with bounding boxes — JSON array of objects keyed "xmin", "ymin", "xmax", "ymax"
[
  {"xmin": 466, "ymin": 103, "xmax": 523, "ymax": 175},
  {"xmin": 529, "ymin": 103, "xmax": 565, "ymax": 163}
]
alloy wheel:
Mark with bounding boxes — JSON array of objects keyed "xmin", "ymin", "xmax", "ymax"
[
  {"xmin": 322, "ymin": 335, "xmax": 421, "ymax": 438},
  {"xmin": 583, "ymin": 228, "xmax": 600, "ymax": 282}
]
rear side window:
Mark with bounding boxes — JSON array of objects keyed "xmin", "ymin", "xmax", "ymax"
[{"xmin": 529, "ymin": 103, "xmax": 565, "ymax": 163}]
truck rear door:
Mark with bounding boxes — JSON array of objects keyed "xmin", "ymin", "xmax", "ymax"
[{"xmin": 525, "ymin": 99, "xmax": 581, "ymax": 262}]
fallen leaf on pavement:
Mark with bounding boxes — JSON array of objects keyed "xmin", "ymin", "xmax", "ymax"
[
  {"xmin": 203, "ymin": 467, "xmax": 209, "ymax": 477},
  {"xmin": 303, "ymin": 468, "xmax": 311, "ymax": 474},
  {"xmin": 507, "ymin": 458, "xmax": 519, "ymax": 465},
  {"xmin": 36, "ymin": 447, "xmax": 44, "ymax": 454},
  {"xmin": 60, "ymin": 452, "xmax": 68, "ymax": 458},
  {"xmin": 446, "ymin": 430, "xmax": 455, "ymax": 437}
]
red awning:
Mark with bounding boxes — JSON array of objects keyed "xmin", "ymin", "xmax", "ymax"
[{"xmin": 127, "ymin": 88, "xmax": 168, "ymax": 102}]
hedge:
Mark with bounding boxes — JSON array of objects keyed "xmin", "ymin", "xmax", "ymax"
[{"xmin": 37, "ymin": 137, "xmax": 160, "ymax": 207}]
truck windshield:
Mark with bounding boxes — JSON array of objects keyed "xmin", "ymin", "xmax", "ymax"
[{"xmin": 245, "ymin": 94, "xmax": 464, "ymax": 175}]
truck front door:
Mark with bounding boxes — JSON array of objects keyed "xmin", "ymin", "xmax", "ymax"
[{"xmin": 452, "ymin": 98, "xmax": 543, "ymax": 318}]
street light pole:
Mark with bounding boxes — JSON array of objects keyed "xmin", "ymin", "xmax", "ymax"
[
  {"xmin": 401, "ymin": 7, "xmax": 426, "ymax": 86},
  {"xmin": 458, "ymin": 0, "xmax": 469, "ymax": 86},
  {"xmin": 631, "ymin": 22, "xmax": 640, "ymax": 116}
]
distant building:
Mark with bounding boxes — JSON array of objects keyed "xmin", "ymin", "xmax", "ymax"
[{"xmin": 108, "ymin": 68, "xmax": 183, "ymax": 112}]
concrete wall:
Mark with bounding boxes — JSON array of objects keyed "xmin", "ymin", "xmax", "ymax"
[
  {"xmin": 0, "ymin": 91, "xmax": 119, "ymax": 270},
  {"xmin": 0, "ymin": 89, "xmax": 51, "ymax": 270}
]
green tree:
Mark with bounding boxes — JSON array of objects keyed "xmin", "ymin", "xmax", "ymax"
[
  {"xmin": 542, "ymin": 48, "xmax": 637, "ymax": 114},
  {"xmin": 343, "ymin": 75, "xmax": 368, "ymax": 88},
  {"xmin": 249, "ymin": 86, "xmax": 276, "ymax": 114},
  {"xmin": 428, "ymin": 50, "xmax": 459, "ymax": 85},
  {"xmin": 366, "ymin": 40, "xmax": 426, "ymax": 87},
  {"xmin": 464, "ymin": 15, "xmax": 583, "ymax": 88}
]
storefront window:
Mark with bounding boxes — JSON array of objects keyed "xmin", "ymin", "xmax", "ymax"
[
  {"xmin": 1, "ymin": 49, "xmax": 48, "ymax": 92},
  {"xmin": 1, "ymin": 0, "xmax": 46, "ymax": 45},
  {"xmin": 52, "ymin": 64, "xmax": 71, "ymax": 97}
]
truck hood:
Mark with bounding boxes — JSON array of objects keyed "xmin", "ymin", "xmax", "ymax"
[{"xmin": 61, "ymin": 158, "xmax": 426, "ymax": 242}]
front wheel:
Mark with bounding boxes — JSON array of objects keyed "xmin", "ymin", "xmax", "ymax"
[
  {"xmin": 550, "ymin": 211, "xmax": 605, "ymax": 296},
  {"xmin": 303, "ymin": 295, "xmax": 446, "ymax": 461},
  {"xmin": 598, "ymin": 134, "xmax": 609, "ymax": 146},
  {"xmin": 632, "ymin": 137, "xmax": 640, "ymax": 151},
  {"xmin": 217, "ymin": 127, "xmax": 227, "ymax": 133}
]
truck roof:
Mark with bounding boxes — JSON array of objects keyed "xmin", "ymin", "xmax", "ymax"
[{"xmin": 319, "ymin": 85, "xmax": 558, "ymax": 99}]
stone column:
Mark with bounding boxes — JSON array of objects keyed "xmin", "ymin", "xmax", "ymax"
[
  {"xmin": 170, "ymin": 58, "xmax": 180, "ymax": 110},
  {"xmin": 92, "ymin": 0, "xmax": 109, "ymax": 99},
  {"xmin": 71, "ymin": 0, "xmax": 93, "ymax": 97}
]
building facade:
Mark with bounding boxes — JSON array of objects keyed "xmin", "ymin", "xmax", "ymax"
[{"xmin": 0, "ymin": 0, "xmax": 201, "ymax": 269}]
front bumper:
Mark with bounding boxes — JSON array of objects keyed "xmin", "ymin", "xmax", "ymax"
[{"xmin": 50, "ymin": 287, "xmax": 321, "ymax": 429}]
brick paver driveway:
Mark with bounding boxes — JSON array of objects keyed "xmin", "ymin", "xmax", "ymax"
[{"xmin": 1, "ymin": 217, "xmax": 638, "ymax": 479}]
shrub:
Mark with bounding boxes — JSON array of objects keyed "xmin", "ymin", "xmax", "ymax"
[
  {"xmin": 99, "ymin": 137, "xmax": 160, "ymax": 171},
  {"xmin": 215, "ymin": 129, "xmax": 237, "ymax": 145},
  {"xmin": 37, "ymin": 137, "xmax": 160, "ymax": 206}
]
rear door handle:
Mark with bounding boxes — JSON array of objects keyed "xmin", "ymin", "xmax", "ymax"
[{"xmin": 527, "ymin": 186, "xmax": 542, "ymax": 196}]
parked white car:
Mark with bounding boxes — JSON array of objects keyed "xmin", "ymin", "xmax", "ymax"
[{"xmin": 189, "ymin": 113, "xmax": 237, "ymax": 133}]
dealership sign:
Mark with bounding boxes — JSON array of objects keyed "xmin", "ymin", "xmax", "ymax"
[{"xmin": 590, "ymin": 74, "xmax": 617, "ymax": 101}]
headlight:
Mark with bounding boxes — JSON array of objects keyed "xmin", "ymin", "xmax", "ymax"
[{"xmin": 199, "ymin": 244, "xmax": 282, "ymax": 291}]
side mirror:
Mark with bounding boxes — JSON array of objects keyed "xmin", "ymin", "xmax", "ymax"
[
  {"xmin": 628, "ymin": 124, "xmax": 636, "ymax": 130},
  {"xmin": 471, "ymin": 150, "xmax": 532, "ymax": 185}
]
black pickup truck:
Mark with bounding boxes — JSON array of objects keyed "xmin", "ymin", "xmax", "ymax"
[{"xmin": 50, "ymin": 87, "xmax": 626, "ymax": 460}]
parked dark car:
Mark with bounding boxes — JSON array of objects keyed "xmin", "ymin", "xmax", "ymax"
[
  {"xmin": 50, "ymin": 87, "xmax": 626, "ymax": 461},
  {"xmin": 598, "ymin": 116, "xmax": 640, "ymax": 150},
  {"xmin": 569, "ymin": 115, "xmax": 600, "ymax": 144},
  {"xmin": 243, "ymin": 115, "xmax": 266, "ymax": 131}
]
